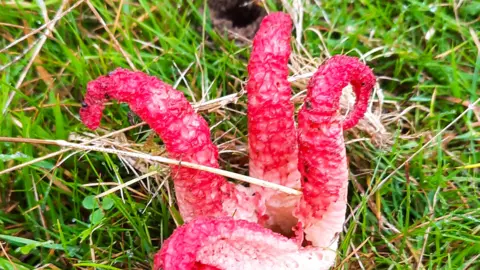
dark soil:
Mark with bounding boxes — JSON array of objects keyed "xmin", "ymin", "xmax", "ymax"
[{"xmin": 208, "ymin": 0, "xmax": 267, "ymax": 41}]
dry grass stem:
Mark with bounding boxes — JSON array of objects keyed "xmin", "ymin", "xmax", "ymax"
[{"xmin": 0, "ymin": 137, "xmax": 302, "ymax": 196}]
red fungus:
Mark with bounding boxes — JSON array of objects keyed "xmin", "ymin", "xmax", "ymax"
[
  {"xmin": 294, "ymin": 55, "xmax": 376, "ymax": 250},
  {"xmin": 246, "ymin": 12, "xmax": 300, "ymax": 233},
  {"xmin": 155, "ymin": 217, "xmax": 333, "ymax": 270},
  {"xmin": 80, "ymin": 12, "xmax": 375, "ymax": 270},
  {"xmin": 80, "ymin": 69, "xmax": 259, "ymax": 223}
]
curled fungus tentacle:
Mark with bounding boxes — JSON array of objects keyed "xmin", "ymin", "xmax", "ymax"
[
  {"xmin": 295, "ymin": 55, "xmax": 376, "ymax": 251},
  {"xmin": 80, "ymin": 69, "xmax": 259, "ymax": 223}
]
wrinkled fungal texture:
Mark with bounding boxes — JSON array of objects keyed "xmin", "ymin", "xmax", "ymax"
[
  {"xmin": 295, "ymin": 55, "xmax": 375, "ymax": 247},
  {"xmin": 155, "ymin": 217, "xmax": 334, "ymax": 270},
  {"xmin": 247, "ymin": 11, "xmax": 297, "ymax": 187},
  {"xmin": 247, "ymin": 12, "xmax": 300, "ymax": 233},
  {"xmin": 80, "ymin": 69, "xmax": 238, "ymax": 222}
]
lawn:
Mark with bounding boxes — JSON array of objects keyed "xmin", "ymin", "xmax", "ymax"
[{"xmin": 1, "ymin": 0, "xmax": 479, "ymax": 269}]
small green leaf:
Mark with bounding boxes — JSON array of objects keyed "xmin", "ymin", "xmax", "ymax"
[
  {"xmin": 102, "ymin": 197, "xmax": 114, "ymax": 210},
  {"xmin": 19, "ymin": 243, "xmax": 37, "ymax": 254},
  {"xmin": 82, "ymin": 195, "xmax": 98, "ymax": 210},
  {"xmin": 90, "ymin": 209, "xmax": 104, "ymax": 224}
]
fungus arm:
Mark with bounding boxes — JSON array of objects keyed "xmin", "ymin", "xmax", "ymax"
[
  {"xmin": 295, "ymin": 55, "xmax": 375, "ymax": 248},
  {"xmin": 80, "ymin": 69, "xmax": 258, "ymax": 222},
  {"xmin": 247, "ymin": 12, "xmax": 300, "ymax": 233},
  {"xmin": 155, "ymin": 217, "xmax": 333, "ymax": 270}
]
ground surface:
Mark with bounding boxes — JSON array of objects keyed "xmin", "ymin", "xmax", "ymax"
[{"xmin": 1, "ymin": 0, "xmax": 479, "ymax": 269}]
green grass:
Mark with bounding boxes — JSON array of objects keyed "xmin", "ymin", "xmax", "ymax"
[{"xmin": 1, "ymin": 0, "xmax": 479, "ymax": 269}]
